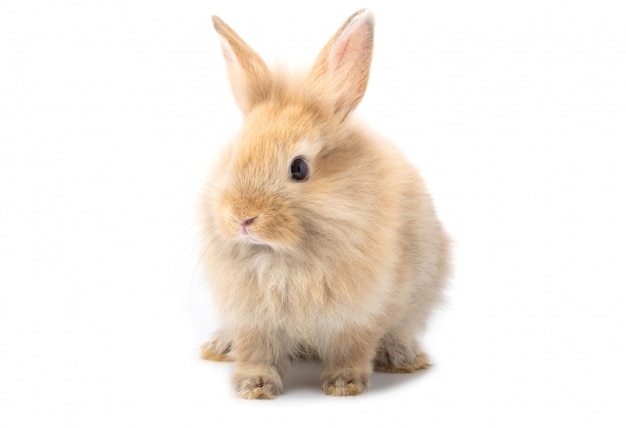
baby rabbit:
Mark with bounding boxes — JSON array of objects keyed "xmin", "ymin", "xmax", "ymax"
[{"xmin": 199, "ymin": 9, "xmax": 451, "ymax": 399}]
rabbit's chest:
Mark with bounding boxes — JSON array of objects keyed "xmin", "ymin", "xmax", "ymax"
[
  {"xmin": 248, "ymin": 256, "xmax": 329, "ymax": 323},
  {"xmin": 247, "ymin": 256, "xmax": 385, "ymax": 335},
  {"xmin": 256, "ymin": 266, "xmax": 324, "ymax": 311}
]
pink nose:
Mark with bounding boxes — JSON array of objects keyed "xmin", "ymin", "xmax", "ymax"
[{"xmin": 240, "ymin": 217, "xmax": 256, "ymax": 227}]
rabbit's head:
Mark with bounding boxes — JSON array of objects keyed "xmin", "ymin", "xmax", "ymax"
[{"xmin": 210, "ymin": 10, "xmax": 382, "ymax": 253}]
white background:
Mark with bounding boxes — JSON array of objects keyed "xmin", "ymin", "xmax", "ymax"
[{"xmin": 1, "ymin": 0, "xmax": 625, "ymax": 426}]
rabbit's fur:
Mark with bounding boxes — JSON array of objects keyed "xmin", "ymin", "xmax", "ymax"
[{"xmin": 199, "ymin": 9, "xmax": 451, "ymax": 399}]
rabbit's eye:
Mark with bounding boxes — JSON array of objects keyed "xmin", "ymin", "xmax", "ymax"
[{"xmin": 290, "ymin": 157, "xmax": 309, "ymax": 181}]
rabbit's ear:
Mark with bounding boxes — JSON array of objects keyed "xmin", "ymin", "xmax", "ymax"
[
  {"xmin": 212, "ymin": 16, "xmax": 272, "ymax": 114},
  {"xmin": 308, "ymin": 9, "xmax": 375, "ymax": 121}
]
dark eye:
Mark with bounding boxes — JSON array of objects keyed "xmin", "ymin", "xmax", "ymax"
[{"xmin": 290, "ymin": 157, "xmax": 309, "ymax": 181}]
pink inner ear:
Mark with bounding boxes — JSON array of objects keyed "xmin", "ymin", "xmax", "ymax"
[
  {"xmin": 332, "ymin": 36, "xmax": 351, "ymax": 71},
  {"xmin": 326, "ymin": 18, "xmax": 373, "ymax": 118},
  {"xmin": 220, "ymin": 38, "xmax": 235, "ymax": 67}
]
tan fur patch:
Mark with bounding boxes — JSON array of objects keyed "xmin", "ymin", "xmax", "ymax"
[
  {"xmin": 323, "ymin": 382, "xmax": 367, "ymax": 397},
  {"xmin": 238, "ymin": 387, "xmax": 276, "ymax": 400}
]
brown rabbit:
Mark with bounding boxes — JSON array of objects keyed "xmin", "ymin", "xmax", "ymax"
[{"xmin": 199, "ymin": 9, "xmax": 451, "ymax": 399}]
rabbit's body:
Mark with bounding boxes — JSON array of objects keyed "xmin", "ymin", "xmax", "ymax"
[{"xmin": 200, "ymin": 10, "xmax": 450, "ymax": 399}]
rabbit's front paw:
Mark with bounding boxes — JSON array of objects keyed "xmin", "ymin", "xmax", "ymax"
[
  {"xmin": 233, "ymin": 365, "xmax": 283, "ymax": 399},
  {"xmin": 322, "ymin": 369, "xmax": 369, "ymax": 396}
]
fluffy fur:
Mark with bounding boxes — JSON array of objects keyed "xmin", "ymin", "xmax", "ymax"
[{"xmin": 199, "ymin": 9, "xmax": 451, "ymax": 399}]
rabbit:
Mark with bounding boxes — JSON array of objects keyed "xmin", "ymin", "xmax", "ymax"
[{"xmin": 198, "ymin": 9, "xmax": 451, "ymax": 399}]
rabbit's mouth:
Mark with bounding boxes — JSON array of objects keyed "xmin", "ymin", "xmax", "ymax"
[
  {"xmin": 238, "ymin": 225, "xmax": 264, "ymax": 245},
  {"xmin": 242, "ymin": 233, "xmax": 263, "ymax": 245}
]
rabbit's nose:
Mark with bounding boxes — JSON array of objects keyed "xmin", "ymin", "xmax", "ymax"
[
  {"xmin": 236, "ymin": 216, "xmax": 257, "ymax": 237},
  {"xmin": 239, "ymin": 217, "xmax": 256, "ymax": 227}
]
